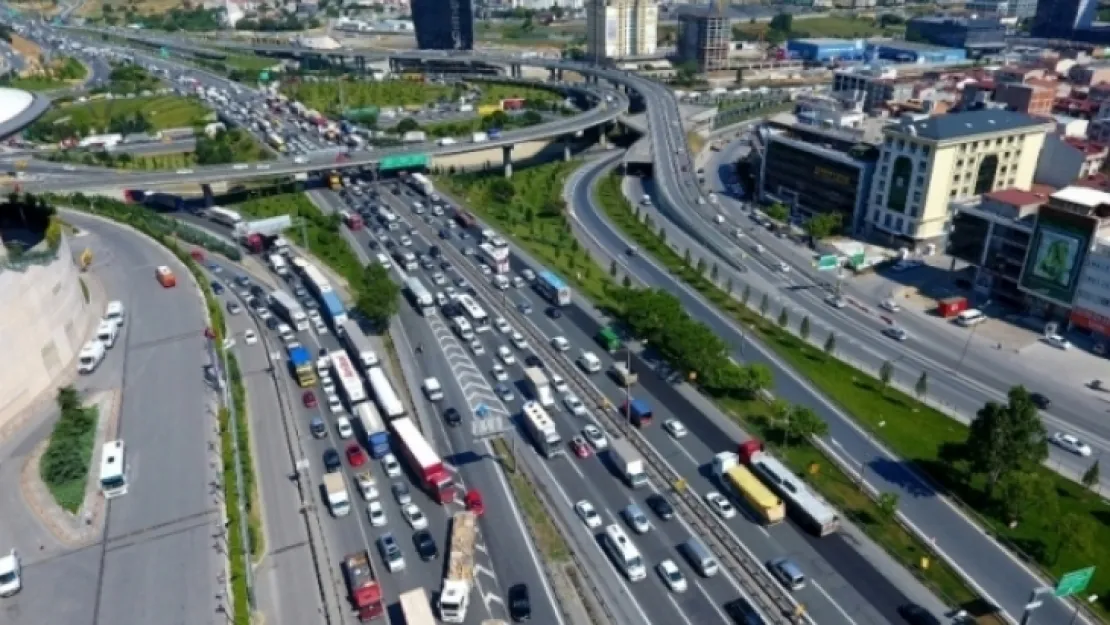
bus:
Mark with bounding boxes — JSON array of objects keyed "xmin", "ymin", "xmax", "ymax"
[
  {"xmin": 367, "ymin": 366, "xmax": 405, "ymax": 419},
  {"xmin": 478, "ymin": 242, "xmax": 510, "ymax": 274},
  {"xmin": 455, "ymin": 294, "xmax": 490, "ymax": 332},
  {"xmin": 206, "ymin": 207, "xmax": 243, "ymax": 228},
  {"xmin": 266, "ymin": 131, "xmax": 285, "ymax": 152},
  {"xmin": 535, "ymin": 270, "xmax": 572, "ymax": 306},
  {"xmin": 99, "ymin": 439, "xmax": 128, "ymax": 498},
  {"xmin": 330, "ymin": 350, "xmax": 368, "ymax": 406},
  {"xmin": 404, "ymin": 276, "xmax": 435, "ymax": 316},
  {"xmin": 399, "ymin": 588, "xmax": 437, "ymax": 625},
  {"xmin": 521, "ymin": 400, "xmax": 562, "ymax": 458},
  {"xmin": 301, "ymin": 261, "xmax": 332, "ymax": 297},
  {"xmin": 723, "ymin": 463, "xmax": 785, "ymax": 526},
  {"xmin": 601, "ymin": 524, "xmax": 646, "ymax": 581},
  {"xmin": 750, "ymin": 453, "xmax": 840, "ymax": 536}
]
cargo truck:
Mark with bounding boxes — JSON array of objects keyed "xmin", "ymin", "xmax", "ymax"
[
  {"xmin": 289, "ymin": 346, "xmax": 317, "ymax": 387},
  {"xmin": 523, "ymin": 367, "xmax": 554, "ymax": 407},
  {"xmin": 400, "ymin": 588, "xmax": 436, "ymax": 625},
  {"xmin": 610, "ymin": 362, "xmax": 638, "ymax": 387},
  {"xmin": 355, "ymin": 402, "xmax": 390, "ymax": 458},
  {"xmin": 608, "ymin": 439, "xmax": 648, "ymax": 488},
  {"xmin": 392, "ymin": 417, "xmax": 455, "ymax": 503},
  {"xmin": 471, "ymin": 131, "xmax": 488, "ymax": 143},
  {"xmin": 323, "ymin": 473, "xmax": 352, "ymax": 517},
  {"xmin": 712, "ymin": 451, "xmax": 785, "ymax": 526},
  {"xmin": 622, "ymin": 398, "xmax": 652, "ymax": 428},
  {"xmin": 342, "ymin": 551, "xmax": 384, "ymax": 621},
  {"xmin": 402, "ymin": 130, "xmax": 427, "ymax": 143},
  {"xmin": 270, "ymin": 289, "xmax": 309, "ymax": 331},
  {"xmin": 439, "ymin": 511, "xmax": 478, "ymax": 622},
  {"xmin": 596, "ymin": 326, "xmax": 622, "ymax": 352}
]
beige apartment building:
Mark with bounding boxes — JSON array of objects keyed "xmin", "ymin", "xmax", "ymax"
[
  {"xmin": 586, "ymin": 0, "xmax": 658, "ymax": 60},
  {"xmin": 866, "ymin": 110, "xmax": 1053, "ymax": 248}
]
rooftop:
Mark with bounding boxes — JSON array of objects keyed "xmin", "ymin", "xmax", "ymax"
[
  {"xmin": 1052, "ymin": 185, "xmax": 1110, "ymax": 208},
  {"xmin": 1064, "ymin": 136, "xmax": 1108, "ymax": 155},
  {"xmin": 889, "ymin": 109, "xmax": 1051, "ymax": 141},
  {"xmin": 792, "ymin": 37, "xmax": 865, "ymax": 47},
  {"xmin": 985, "ymin": 187, "xmax": 1052, "ymax": 206},
  {"xmin": 867, "ymin": 39, "xmax": 964, "ymax": 53}
]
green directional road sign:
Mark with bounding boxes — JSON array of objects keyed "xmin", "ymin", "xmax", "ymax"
[
  {"xmin": 849, "ymin": 252, "xmax": 866, "ymax": 270},
  {"xmin": 381, "ymin": 153, "xmax": 429, "ymax": 172},
  {"xmin": 816, "ymin": 255, "xmax": 838, "ymax": 271},
  {"xmin": 1055, "ymin": 566, "xmax": 1096, "ymax": 598},
  {"xmin": 159, "ymin": 47, "xmax": 169, "ymax": 59},
  {"xmin": 259, "ymin": 71, "xmax": 269, "ymax": 81}
]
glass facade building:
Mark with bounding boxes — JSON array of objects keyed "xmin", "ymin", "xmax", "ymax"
[{"xmin": 412, "ymin": 0, "xmax": 474, "ymax": 50}]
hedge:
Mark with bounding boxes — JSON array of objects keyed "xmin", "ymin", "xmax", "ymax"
[{"xmin": 40, "ymin": 388, "xmax": 99, "ymax": 513}]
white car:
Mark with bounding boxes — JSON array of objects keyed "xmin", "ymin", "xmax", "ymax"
[
  {"xmin": 495, "ymin": 317, "xmax": 511, "ymax": 333},
  {"xmin": 551, "ymin": 336, "xmax": 570, "ymax": 351},
  {"xmin": 314, "ymin": 318, "xmax": 328, "ymax": 335},
  {"xmin": 582, "ymin": 424, "xmax": 608, "ymax": 450},
  {"xmin": 308, "ymin": 310, "xmax": 323, "ymax": 324},
  {"xmin": 316, "ymin": 356, "xmax": 330, "ymax": 374},
  {"xmin": 176, "ymin": 168, "xmax": 193, "ymax": 175},
  {"xmin": 432, "ymin": 272, "xmax": 448, "ymax": 286},
  {"xmin": 564, "ymin": 394, "xmax": 586, "ymax": 416},
  {"xmin": 435, "ymin": 291, "xmax": 448, "ymax": 307},
  {"xmin": 400, "ymin": 236, "xmax": 413, "ymax": 247},
  {"xmin": 327, "ymin": 395, "xmax": 343, "ymax": 415},
  {"xmin": 663, "ymin": 419, "xmax": 688, "ymax": 439},
  {"xmin": 1046, "ymin": 333, "xmax": 1071, "ymax": 350},
  {"xmin": 382, "ymin": 453, "xmax": 402, "ymax": 478},
  {"xmin": 705, "ymin": 492, "xmax": 736, "ymax": 519},
  {"xmin": 0, "ymin": 549, "xmax": 21, "ymax": 597},
  {"xmin": 880, "ymin": 299, "xmax": 901, "ymax": 313},
  {"xmin": 777, "ymin": 262, "xmax": 790, "ymax": 273},
  {"xmin": 574, "ymin": 500, "xmax": 602, "ymax": 529},
  {"xmin": 367, "ymin": 500, "xmax": 387, "ymax": 526},
  {"xmin": 468, "ymin": 338, "xmax": 485, "ymax": 355},
  {"xmin": 336, "ymin": 416, "xmax": 354, "ymax": 439},
  {"xmin": 551, "ymin": 373, "xmax": 569, "ymax": 394},
  {"xmin": 510, "ymin": 331, "xmax": 528, "ymax": 350},
  {"xmin": 356, "ymin": 472, "xmax": 378, "ymax": 501},
  {"xmin": 243, "ymin": 329, "xmax": 258, "ymax": 345},
  {"xmin": 491, "ymin": 363, "xmax": 509, "ymax": 381},
  {"xmin": 321, "ymin": 377, "xmax": 336, "ymax": 396},
  {"xmin": 657, "ymin": 559, "xmax": 688, "ymax": 593},
  {"xmin": 498, "ymin": 346, "xmax": 516, "ymax": 365},
  {"xmin": 1051, "ymin": 432, "xmax": 1093, "ymax": 457},
  {"xmin": 401, "ymin": 503, "xmax": 429, "ymax": 530}
]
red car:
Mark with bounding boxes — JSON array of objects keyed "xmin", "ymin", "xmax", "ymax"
[
  {"xmin": 464, "ymin": 489, "xmax": 485, "ymax": 516},
  {"xmin": 346, "ymin": 443, "xmax": 367, "ymax": 467},
  {"xmin": 302, "ymin": 391, "xmax": 317, "ymax": 408},
  {"xmin": 570, "ymin": 436, "xmax": 591, "ymax": 458}
]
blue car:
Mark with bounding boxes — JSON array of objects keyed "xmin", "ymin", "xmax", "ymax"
[{"xmin": 210, "ymin": 281, "xmax": 224, "ymax": 294}]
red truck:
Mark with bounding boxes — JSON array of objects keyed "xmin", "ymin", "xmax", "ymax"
[
  {"xmin": 391, "ymin": 417, "xmax": 455, "ymax": 503},
  {"xmin": 341, "ymin": 210, "xmax": 364, "ymax": 231},
  {"xmin": 343, "ymin": 551, "xmax": 384, "ymax": 621}
]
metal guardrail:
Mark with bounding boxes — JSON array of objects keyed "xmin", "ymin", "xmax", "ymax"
[{"xmin": 393, "ymin": 191, "xmax": 802, "ymax": 624}]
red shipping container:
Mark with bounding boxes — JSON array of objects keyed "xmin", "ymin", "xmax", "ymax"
[{"xmin": 937, "ymin": 296, "xmax": 968, "ymax": 318}]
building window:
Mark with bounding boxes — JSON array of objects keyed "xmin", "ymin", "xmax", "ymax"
[
  {"xmin": 909, "ymin": 143, "xmax": 918, "ymax": 154},
  {"xmin": 913, "ymin": 191, "xmax": 922, "ymax": 202},
  {"xmin": 888, "ymin": 156, "xmax": 914, "ymax": 214},
  {"xmin": 950, "ymin": 189, "xmax": 958, "ymax": 198},
  {"xmin": 895, "ymin": 217, "xmax": 904, "ymax": 231},
  {"xmin": 915, "ymin": 175, "xmax": 924, "ymax": 187},
  {"xmin": 956, "ymin": 159, "xmax": 964, "ymax": 167},
  {"xmin": 922, "ymin": 145, "xmax": 931, "ymax": 156},
  {"xmin": 881, "ymin": 165, "xmax": 888, "ymax": 175}
]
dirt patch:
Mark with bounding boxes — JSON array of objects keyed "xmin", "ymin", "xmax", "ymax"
[
  {"xmin": 77, "ymin": 0, "xmax": 183, "ymax": 16},
  {"xmin": 10, "ymin": 34, "xmax": 42, "ymax": 70}
]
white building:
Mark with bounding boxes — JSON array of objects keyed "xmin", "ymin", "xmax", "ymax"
[{"xmin": 586, "ymin": 0, "xmax": 657, "ymax": 60}]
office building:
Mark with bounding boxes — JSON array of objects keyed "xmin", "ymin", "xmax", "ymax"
[
  {"xmin": 411, "ymin": 0, "xmax": 474, "ymax": 49},
  {"xmin": 676, "ymin": 0, "xmax": 730, "ymax": 73},
  {"xmin": 786, "ymin": 38, "xmax": 867, "ymax": 63},
  {"xmin": 866, "ymin": 40, "xmax": 967, "ymax": 65},
  {"xmin": 964, "ymin": 0, "xmax": 1036, "ymax": 19},
  {"xmin": 1074, "ymin": 234, "xmax": 1110, "ymax": 338},
  {"xmin": 905, "ymin": 16, "xmax": 1007, "ymax": 56},
  {"xmin": 1035, "ymin": 135, "xmax": 1107, "ymax": 188},
  {"xmin": 832, "ymin": 66, "xmax": 915, "ymax": 114},
  {"xmin": 1031, "ymin": 0, "xmax": 1097, "ymax": 39},
  {"xmin": 993, "ymin": 80, "xmax": 1056, "ymax": 115},
  {"xmin": 759, "ymin": 108, "xmax": 881, "ymax": 234},
  {"xmin": 586, "ymin": 0, "xmax": 658, "ymax": 61},
  {"xmin": 866, "ymin": 110, "xmax": 1053, "ymax": 247}
]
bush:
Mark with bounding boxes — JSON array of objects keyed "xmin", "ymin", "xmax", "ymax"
[{"xmin": 40, "ymin": 386, "xmax": 99, "ymax": 513}]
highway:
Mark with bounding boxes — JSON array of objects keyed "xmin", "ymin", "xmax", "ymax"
[{"xmin": 0, "ymin": 212, "xmax": 223, "ymax": 625}]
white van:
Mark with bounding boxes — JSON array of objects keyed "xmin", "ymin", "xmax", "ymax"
[
  {"xmin": 96, "ymin": 320, "xmax": 119, "ymax": 348},
  {"xmin": 578, "ymin": 351, "xmax": 602, "ymax": 373},
  {"xmin": 104, "ymin": 301, "xmax": 125, "ymax": 327},
  {"xmin": 423, "ymin": 377, "xmax": 444, "ymax": 401},
  {"xmin": 493, "ymin": 275, "xmax": 510, "ymax": 290},
  {"xmin": 955, "ymin": 309, "xmax": 986, "ymax": 327},
  {"xmin": 453, "ymin": 317, "xmax": 474, "ymax": 340},
  {"xmin": 278, "ymin": 323, "xmax": 295, "ymax": 343},
  {"xmin": 376, "ymin": 253, "xmax": 391, "ymax": 269},
  {"xmin": 77, "ymin": 340, "xmax": 106, "ymax": 374}
]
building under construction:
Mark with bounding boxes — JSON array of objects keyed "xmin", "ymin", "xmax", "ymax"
[{"xmin": 677, "ymin": 0, "xmax": 731, "ymax": 73}]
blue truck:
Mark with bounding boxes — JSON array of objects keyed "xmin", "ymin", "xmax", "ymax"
[
  {"xmin": 487, "ymin": 128, "xmax": 502, "ymax": 139},
  {"xmin": 289, "ymin": 346, "xmax": 316, "ymax": 387},
  {"xmin": 622, "ymin": 398, "xmax": 652, "ymax": 428},
  {"xmin": 354, "ymin": 403, "xmax": 390, "ymax": 458},
  {"xmin": 320, "ymin": 290, "xmax": 347, "ymax": 324}
]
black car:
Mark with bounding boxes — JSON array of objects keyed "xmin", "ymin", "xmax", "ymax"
[
  {"xmin": 546, "ymin": 307, "xmax": 562, "ymax": 319},
  {"xmin": 367, "ymin": 239, "xmax": 378, "ymax": 250},
  {"xmin": 300, "ymin": 297, "xmax": 319, "ymax": 311},
  {"xmin": 235, "ymin": 275, "xmax": 250, "ymax": 287},
  {"xmin": 723, "ymin": 598, "xmax": 764, "ymax": 624},
  {"xmin": 413, "ymin": 530, "xmax": 438, "ymax": 560},
  {"xmin": 439, "ymin": 228, "xmax": 451, "ymax": 240},
  {"xmin": 440, "ymin": 261, "xmax": 452, "ymax": 271},
  {"xmin": 508, "ymin": 584, "xmax": 531, "ymax": 622},
  {"xmin": 265, "ymin": 317, "xmax": 280, "ymax": 331},
  {"xmin": 1030, "ymin": 392, "xmax": 1051, "ymax": 409},
  {"xmin": 444, "ymin": 407, "xmax": 462, "ymax": 427},
  {"xmin": 647, "ymin": 494, "xmax": 675, "ymax": 520},
  {"xmin": 897, "ymin": 604, "xmax": 940, "ymax": 625},
  {"xmin": 323, "ymin": 448, "xmax": 341, "ymax": 473},
  {"xmin": 210, "ymin": 281, "xmax": 224, "ymax": 294},
  {"xmin": 250, "ymin": 285, "xmax": 266, "ymax": 298},
  {"xmin": 524, "ymin": 355, "xmax": 544, "ymax": 369},
  {"xmin": 429, "ymin": 245, "xmax": 441, "ymax": 258},
  {"xmin": 294, "ymin": 286, "xmax": 309, "ymax": 298}
]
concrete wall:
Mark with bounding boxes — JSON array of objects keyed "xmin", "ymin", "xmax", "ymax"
[
  {"xmin": 431, "ymin": 138, "xmax": 566, "ymax": 172},
  {"xmin": 0, "ymin": 235, "xmax": 94, "ymax": 419}
]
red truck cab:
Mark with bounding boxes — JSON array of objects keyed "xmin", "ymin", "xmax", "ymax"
[
  {"xmin": 464, "ymin": 489, "xmax": 485, "ymax": 516},
  {"xmin": 343, "ymin": 551, "xmax": 383, "ymax": 621}
]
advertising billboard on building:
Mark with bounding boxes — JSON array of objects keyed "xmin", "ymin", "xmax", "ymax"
[{"xmin": 1018, "ymin": 207, "xmax": 1097, "ymax": 307}]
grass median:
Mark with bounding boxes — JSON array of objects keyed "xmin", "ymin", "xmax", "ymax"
[
  {"xmin": 491, "ymin": 438, "xmax": 570, "ymax": 563},
  {"xmin": 281, "ymin": 79, "xmax": 561, "ymax": 115},
  {"xmin": 40, "ymin": 386, "xmax": 99, "ymax": 513}
]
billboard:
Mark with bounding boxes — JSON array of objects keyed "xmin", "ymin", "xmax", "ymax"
[{"xmin": 1018, "ymin": 206, "xmax": 1097, "ymax": 306}]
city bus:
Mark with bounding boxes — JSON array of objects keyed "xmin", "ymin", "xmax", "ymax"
[
  {"xmin": 750, "ymin": 452, "xmax": 840, "ymax": 536},
  {"xmin": 455, "ymin": 294, "xmax": 490, "ymax": 332},
  {"xmin": 367, "ymin": 366, "xmax": 405, "ymax": 419},
  {"xmin": 535, "ymin": 270, "xmax": 572, "ymax": 306},
  {"xmin": 521, "ymin": 400, "xmax": 562, "ymax": 458},
  {"xmin": 602, "ymin": 524, "xmax": 646, "ymax": 581},
  {"xmin": 205, "ymin": 207, "xmax": 243, "ymax": 228},
  {"xmin": 478, "ymin": 242, "xmax": 510, "ymax": 274},
  {"xmin": 99, "ymin": 440, "xmax": 128, "ymax": 498}
]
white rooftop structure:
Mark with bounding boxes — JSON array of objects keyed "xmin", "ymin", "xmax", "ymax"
[
  {"xmin": 0, "ymin": 87, "xmax": 35, "ymax": 127},
  {"xmin": 1051, "ymin": 185, "xmax": 1110, "ymax": 209}
]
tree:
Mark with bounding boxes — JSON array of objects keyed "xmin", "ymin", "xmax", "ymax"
[
  {"xmin": 696, "ymin": 258, "xmax": 707, "ymax": 275},
  {"xmin": 742, "ymin": 284, "xmax": 751, "ymax": 307},
  {"xmin": 355, "ymin": 264, "xmax": 400, "ymax": 328},
  {"xmin": 739, "ymin": 364, "xmax": 773, "ymax": 398},
  {"xmin": 769, "ymin": 12, "xmax": 792, "ymax": 34},
  {"xmin": 1082, "ymin": 460, "xmax": 1101, "ymax": 491},
  {"xmin": 799, "ymin": 316, "xmax": 811, "ymax": 341},
  {"xmin": 658, "ymin": 226, "xmax": 667, "ymax": 243},
  {"xmin": 997, "ymin": 472, "xmax": 1057, "ymax": 523},
  {"xmin": 622, "ymin": 274, "xmax": 632, "ymax": 288},
  {"xmin": 395, "ymin": 117, "xmax": 420, "ymax": 133},
  {"xmin": 824, "ymin": 332, "xmax": 837, "ymax": 356},
  {"xmin": 788, "ymin": 405, "xmax": 827, "ymax": 442},
  {"xmin": 768, "ymin": 398, "xmax": 790, "ymax": 431},
  {"xmin": 488, "ymin": 177, "xmax": 515, "ymax": 204},
  {"xmin": 777, "ymin": 307, "xmax": 789, "ymax": 327},
  {"xmin": 759, "ymin": 293, "xmax": 770, "ymax": 317},
  {"xmin": 609, "ymin": 259, "xmax": 618, "ymax": 277},
  {"xmin": 879, "ymin": 360, "xmax": 894, "ymax": 395},
  {"xmin": 965, "ymin": 386, "xmax": 1049, "ymax": 496},
  {"xmin": 803, "ymin": 213, "xmax": 842, "ymax": 241},
  {"xmin": 1055, "ymin": 512, "xmax": 1097, "ymax": 564},
  {"xmin": 710, "ymin": 263, "xmax": 719, "ymax": 281},
  {"xmin": 56, "ymin": 385, "xmax": 80, "ymax": 413},
  {"xmin": 683, "ymin": 248, "xmax": 692, "ymax": 265},
  {"xmin": 725, "ymin": 277, "xmax": 733, "ymax": 294},
  {"xmin": 915, "ymin": 371, "xmax": 928, "ymax": 400},
  {"xmin": 876, "ymin": 492, "xmax": 899, "ymax": 522}
]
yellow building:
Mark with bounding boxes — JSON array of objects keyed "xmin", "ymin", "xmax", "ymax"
[
  {"xmin": 867, "ymin": 110, "xmax": 1053, "ymax": 248},
  {"xmin": 586, "ymin": 0, "xmax": 658, "ymax": 61}
]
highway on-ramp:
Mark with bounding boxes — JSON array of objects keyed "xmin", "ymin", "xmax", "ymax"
[{"xmin": 1, "ymin": 212, "xmax": 223, "ymax": 625}]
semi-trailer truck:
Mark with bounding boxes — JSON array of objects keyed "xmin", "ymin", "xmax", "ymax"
[
  {"xmin": 523, "ymin": 367, "xmax": 554, "ymax": 407},
  {"xmin": 342, "ymin": 551, "xmax": 384, "ymax": 621},
  {"xmin": 608, "ymin": 439, "xmax": 648, "ymax": 488},
  {"xmin": 439, "ymin": 511, "xmax": 477, "ymax": 622}
]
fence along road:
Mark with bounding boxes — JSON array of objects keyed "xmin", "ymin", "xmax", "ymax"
[{"xmin": 395, "ymin": 194, "xmax": 805, "ymax": 625}]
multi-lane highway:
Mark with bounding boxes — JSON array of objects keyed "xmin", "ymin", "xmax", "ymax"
[{"xmin": 0, "ymin": 212, "xmax": 223, "ymax": 625}]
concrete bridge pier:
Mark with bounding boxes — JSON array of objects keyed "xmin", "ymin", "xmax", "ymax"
[
  {"xmin": 502, "ymin": 145, "xmax": 514, "ymax": 178},
  {"xmin": 563, "ymin": 139, "xmax": 572, "ymax": 162}
]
